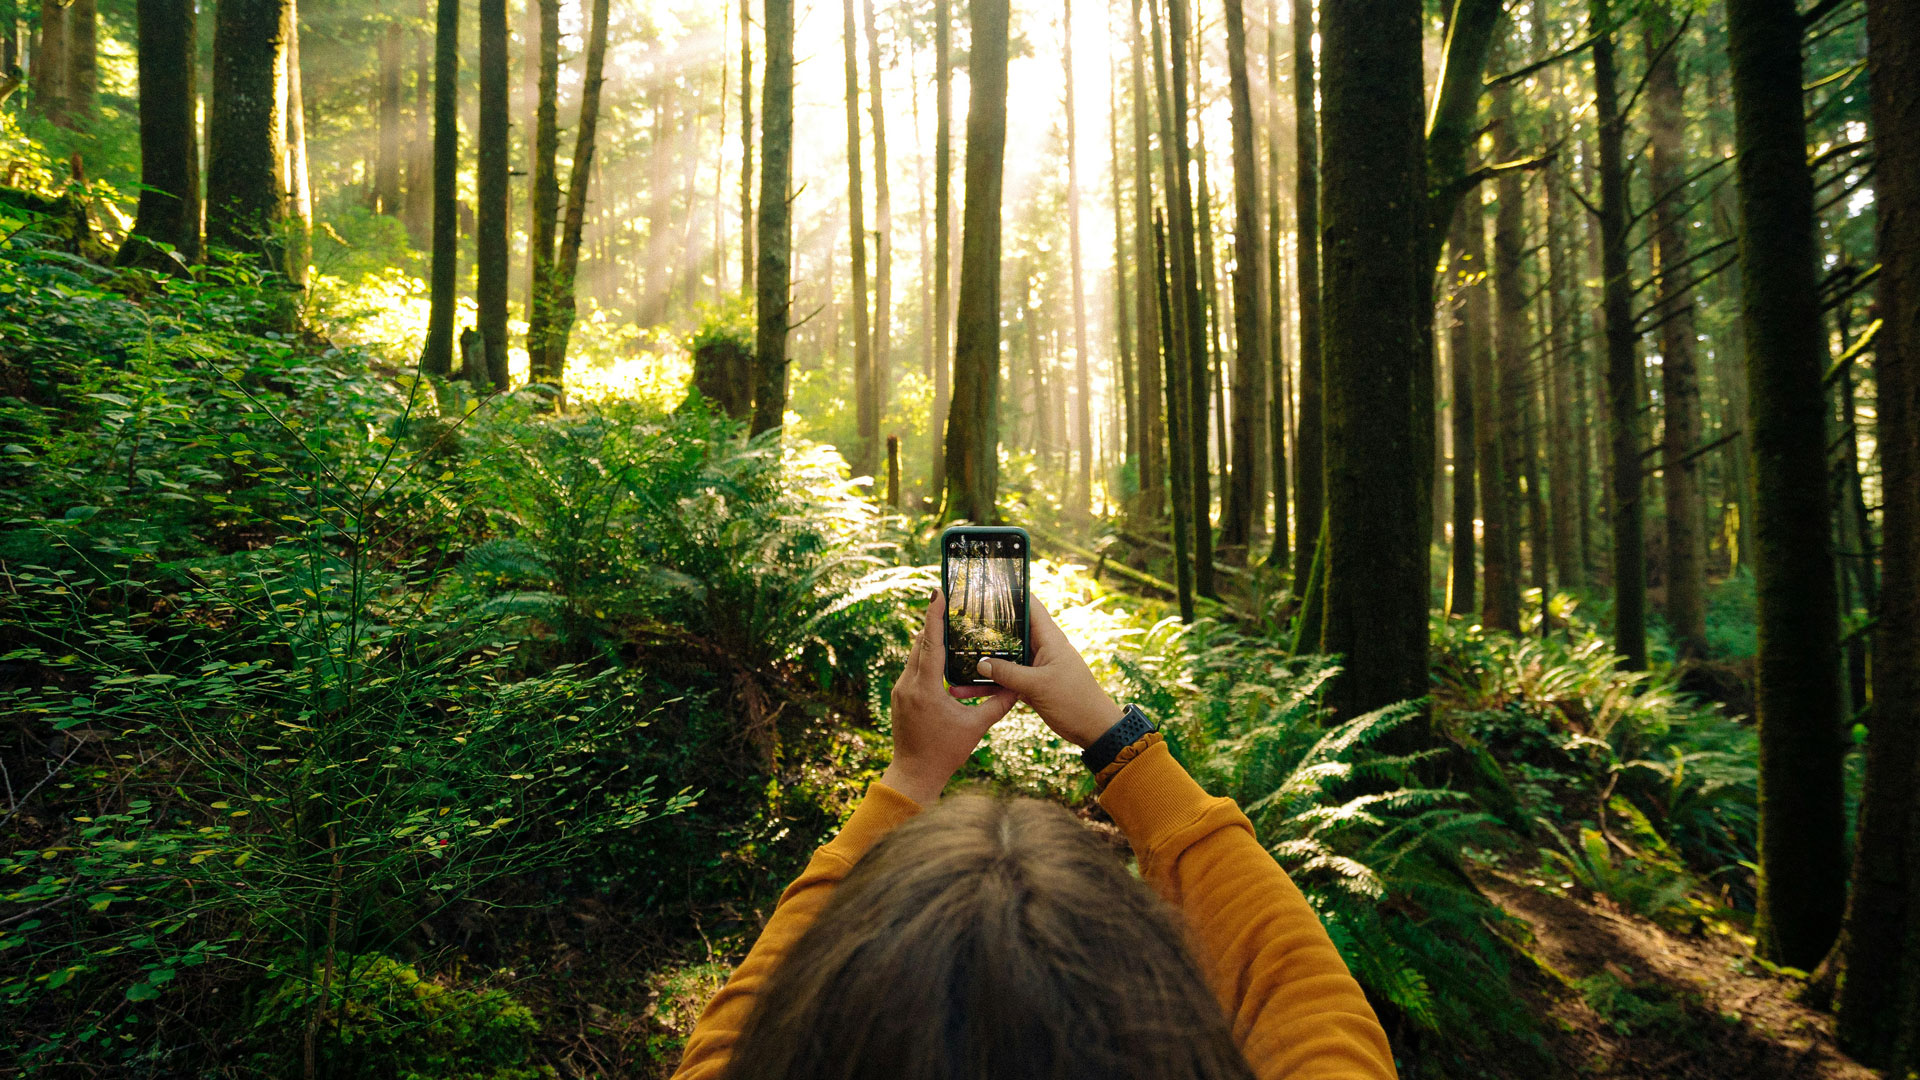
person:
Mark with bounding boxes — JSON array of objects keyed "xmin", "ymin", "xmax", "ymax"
[{"xmin": 671, "ymin": 589, "xmax": 1399, "ymax": 1080}]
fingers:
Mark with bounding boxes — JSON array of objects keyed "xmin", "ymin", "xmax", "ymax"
[
  {"xmin": 974, "ymin": 655, "xmax": 1042, "ymax": 695},
  {"xmin": 971, "ymin": 687, "xmax": 1019, "ymax": 726},
  {"xmin": 912, "ymin": 589, "xmax": 944, "ymax": 679}
]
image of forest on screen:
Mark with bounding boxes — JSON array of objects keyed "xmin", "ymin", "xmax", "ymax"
[{"xmin": 947, "ymin": 536, "xmax": 1026, "ymax": 655}]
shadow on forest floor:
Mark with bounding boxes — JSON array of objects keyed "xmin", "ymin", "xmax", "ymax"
[{"xmin": 1469, "ymin": 868, "xmax": 1876, "ymax": 1080}]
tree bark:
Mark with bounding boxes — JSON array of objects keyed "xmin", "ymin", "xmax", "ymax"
[
  {"xmin": 1265, "ymin": 0, "xmax": 1289, "ymax": 571},
  {"xmin": 475, "ymin": 0, "xmax": 510, "ymax": 389},
  {"xmin": 206, "ymin": 0, "xmax": 289, "ymax": 262},
  {"xmin": 1320, "ymin": 0, "xmax": 1428, "ymax": 718},
  {"xmin": 1109, "ymin": 15, "xmax": 1135, "ymax": 515},
  {"xmin": 376, "ymin": 22, "xmax": 403, "ymax": 215},
  {"xmin": 1221, "ymin": 0, "xmax": 1270, "ymax": 554},
  {"xmin": 282, "ymin": 0, "xmax": 311, "ymax": 288},
  {"xmin": 1130, "ymin": 0, "xmax": 1164, "ymax": 520},
  {"xmin": 1726, "ymin": 0, "xmax": 1847, "ymax": 970},
  {"xmin": 1158, "ymin": 210, "xmax": 1197, "ymax": 621},
  {"xmin": 1536, "ymin": 0, "xmax": 1580, "ymax": 591},
  {"xmin": 524, "ymin": 0, "xmax": 560, "ymax": 387},
  {"xmin": 1065, "ymin": 0, "xmax": 1093, "ymax": 519},
  {"xmin": 1593, "ymin": 0, "xmax": 1647, "ymax": 669},
  {"xmin": 1445, "ymin": 200, "xmax": 1482, "ymax": 620},
  {"xmin": 928, "ymin": 0, "xmax": 952, "ymax": 496},
  {"xmin": 126, "ymin": 0, "xmax": 200, "ymax": 263},
  {"xmin": 542, "ymin": 0, "xmax": 610, "ymax": 401},
  {"xmin": 940, "ymin": 0, "xmax": 1009, "ymax": 521},
  {"xmin": 1834, "ymin": 0, "xmax": 1920, "ymax": 1060},
  {"xmin": 838, "ymin": 0, "xmax": 876, "ymax": 476},
  {"xmin": 64, "ymin": 0, "xmax": 91, "ymax": 123},
  {"xmin": 421, "ymin": 0, "xmax": 458, "ymax": 378},
  {"xmin": 1647, "ymin": 0, "xmax": 1707, "ymax": 658},
  {"xmin": 1290, "ymin": 0, "xmax": 1322, "ymax": 597},
  {"xmin": 1166, "ymin": 0, "xmax": 1214, "ymax": 596},
  {"xmin": 865, "ymin": 0, "xmax": 894, "ymax": 447},
  {"xmin": 1487, "ymin": 74, "xmax": 1526, "ymax": 632},
  {"xmin": 31, "ymin": 0, "xmax": 64, "ymax": 124}
]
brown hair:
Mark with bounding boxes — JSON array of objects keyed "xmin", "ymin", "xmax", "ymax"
[{"xmin": 719, "ymin": 792, "xmax": 1257, "ymax": 1080}]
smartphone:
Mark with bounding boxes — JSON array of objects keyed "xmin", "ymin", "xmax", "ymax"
[{"xmin": 940, "ymin": 525, "xmax": 1032, "ymax": 688}]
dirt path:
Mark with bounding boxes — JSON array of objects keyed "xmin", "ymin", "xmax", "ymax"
[{"xmin": 1474, "ymin": 868, "xmax": 1878, "ymax": 1079}]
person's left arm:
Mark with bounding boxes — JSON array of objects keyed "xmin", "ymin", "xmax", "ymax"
[{"xmin": 670, "ymin": 590, "xmax": 1015, "ymax": 1080}]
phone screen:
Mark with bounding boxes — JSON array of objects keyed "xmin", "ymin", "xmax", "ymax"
[{"xmin": 943, "ymin": 529, "xmax": 1029, "ymax": 686}]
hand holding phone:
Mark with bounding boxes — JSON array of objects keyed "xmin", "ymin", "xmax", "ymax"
[{"xmin": 939, "ymin": 526, "xmax": 1031, "ymax": 688}]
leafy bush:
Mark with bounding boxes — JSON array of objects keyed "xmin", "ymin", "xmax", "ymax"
[{"xmin": 247, "ymin": 956, "xmax": 551, "ymax": 1080}]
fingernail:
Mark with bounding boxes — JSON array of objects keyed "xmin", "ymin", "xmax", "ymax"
[
  {"xmin": 976, "ymin": 658, "xmax": 993, "ymax": 677},
  {"xmin": 929, "ymin": 587, "xmax": 940, "ymax": 601}
]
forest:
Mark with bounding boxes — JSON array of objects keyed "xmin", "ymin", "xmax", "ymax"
[{"xmin": 0, "ymin": 0, "xmax": 1915, "ymax": 1071}]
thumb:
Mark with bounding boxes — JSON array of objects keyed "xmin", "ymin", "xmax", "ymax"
[{"xmin": 976, "ymin": 656, "xmax": 1043, "ymax": 695}]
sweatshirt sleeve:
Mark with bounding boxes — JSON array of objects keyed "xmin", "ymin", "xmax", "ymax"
[
  {"xmin": 669, "ymin": 779, "xmax": 924, "ymax": 1080},
  {"xmin": 1098, "ymin": 740, "xmax": 1399, "ymax": 1080}
]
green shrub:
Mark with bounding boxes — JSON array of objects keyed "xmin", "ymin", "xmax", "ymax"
[{"xmin": 247, "ymin": 956, "xmax": 552, "ymax": 1080}]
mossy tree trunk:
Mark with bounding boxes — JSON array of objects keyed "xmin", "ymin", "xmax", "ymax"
[
  {"xmin": 1488, "ymin": 72, "xmax": 1526, "ymax": 633},
  {"xmin": 1167, "ymin": 0, "xmax": 1214, "ymax": 595},
  {"xmin": 65, "ymin": 0, "xmax": 92, "ymax": 124},
  {"xmin": 751, "ymin": 0, "xmax": 795, "ymax": 436},
  {"xmin": 475, "ymin": 0, "xmax": 510, "ymax": 389},
  {"xmin": 841, "ymin": 0, "xmax": 875, "ymax": 477},
  {"xmin": 524, "ymin": 0, "xmax": 560, "ymax": 387},
  {"xmin": 1264, "ymin": 0, "xmax": 1289, "ymax": 572},
  {"xmin": 1157, "ymin": 210, "xmax": 1197, "ymax": 623},
  {"xmin": 1726, "ymin": 0, "xmax": 1847, "ymax": 970},
  {"xmin": 1290, "ymin": 0, "xmax": 1321, "ymax": 597},
  {"xmin": 420, "ymin": 0, "xmax": 458, "ymax": 378},
  {"xmin": 1129, "ymin": 0, "xmax": 1165, "ymax": 521},
  {"xmin": 1834, "ymin": 0, "xmax": 1920, "ymax": 1060},
  {"xmin": 1221, "ymin": 0, "xmax": 1270, "ymax": 555},
  {"xmin": 940, "ymin": 0, "xmax": 1009, "ymax": 523},
  {"xmin": 1319, "ymin": 0, "xmax": 1429, "ymax": 719},
  {"xmin": 127, "ymin": 0, "xmax": 200, "ymax": 263},
  {"xmin": 206, "ymin": 0, "xmax": 288, "ymax": 262}
]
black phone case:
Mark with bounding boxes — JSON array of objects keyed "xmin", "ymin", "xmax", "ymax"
[{"xmin": 940, "ymin": 525, "xmax": 1032, "ymax": 687}]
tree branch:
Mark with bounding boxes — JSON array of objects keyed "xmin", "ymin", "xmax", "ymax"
[
  {"xmin": 1799, "ymin": 0, "xmax": 1856, "ymax": 31},
  {"xmin": 1483, "ymin": 32, "xmax": 1601, "ymax": 89}
]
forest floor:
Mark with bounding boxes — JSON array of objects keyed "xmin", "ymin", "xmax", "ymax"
[{"xmin": 1462, "ymin": 866, "xmax": 1875, "ymax": 1080}]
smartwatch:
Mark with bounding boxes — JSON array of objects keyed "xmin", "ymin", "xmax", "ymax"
[{"xmin": 1081, "ymin": 703, "xmax": 1158, "ymax": 775}]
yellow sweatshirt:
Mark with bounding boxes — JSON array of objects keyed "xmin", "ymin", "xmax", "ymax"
[{"xmin": 671, "ymin": 739, "xmax": 1400, "ymax": 1080}]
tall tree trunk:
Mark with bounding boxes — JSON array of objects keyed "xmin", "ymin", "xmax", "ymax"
[
  {"xmin": 1109, "ymin": 13, "xmax": 1135, "ymax": 514},
  {"xmin": 865, "ymin": 0, "xmax": 894, "ymax": 443},
  {"xmin": 1221, "ymin": 0, "xmax": 1270, "ymax": 554},
  {"xmin": 1445, "ymin": 200, "xmax": 1482, "ymax": 619},
  {"xmin": 1158, "ymin": 210, "xmax": 1197, "ymax": 621},
  {"xmin": 475, "ymin": 0, "xmax": 510, "ymax": 389},
  {"xmin": 1593, "ymin": 0, "xmax": 1647, "ymax": 668},
  {"xmin": 1265, "ymin": 0, "xmax": 1289, "ymax": 571},
  {"xmin": 1471, "ymin": 188, "xmax": 1510, "ymax": 631},
  {"xmin": 283, "ymin": 0, "xmax": 311, "ymax": 288},
  {"xmin": 1130, "ymin": 0, "xmax": 1164, "ymax": 520},
  {"xmin": 928, "ymin": 0, "xmax": 952, "ymax": 496},
  {"xmin": 404, "ymin": 6, "xmax": 432, "ymax": 245},
  {"xmin": 543, "ymin": 0, "xmax": 610, "ymax": 400},
  {"xmin": 1064, "ymin": 0, "xmax": 1093, "ymax": 519},
  {"xmin": 1167, "ymin": 0, "xmax": 1214, "ymax": 595},
  {"xmin": 1291, "ymin": 0, "xmax": 1322, "ymax": 598},
  {"xmin": 737, "ymin": 1, "xmax": 754, "ymax": 300},
  {"xmin": 1647, "ymin": 0, "xmax": 1707, "ymax": 658},
  {"xmin": 841, "ymin": 0, "xmax": 876, "ymax": 477},
  {"xmin": 1320, "ymin": 0, "xmax": 1428, "ymax": 719},
  {"xmin": 1537, "ymin": 0, "xmax": 1580, "ymax": 591},
  {"xmin": 420, "ymin": 0, "xmax": 458, "ymax": 377},
  {"xmin": 1726, "ymin": 0, "xmax": 1847, "ymax": 970},
  {"xmin": 525, "ymin": 0, "xmax": 559, "ymax": 387},
  {"xmin": 376, "ymin": 22, "xmax": 403, "ymax": 214},
  {"xmin": 1487, "ymin": 75, "xmax": 1526, "ymax": 632},
  {"xmin": 206, "ymin": 0, "xmax": 289, "ymax": 262},
  {"xmin": 1835, "ymin": 0, "xmax": 1919, "ymax": 1059},
  {"xmin": 126, "ymin": 0, "xmax": 200, "ymax": 263},
  {"xmin": 941, "ymin": 0, "xmax": 1009, "ymax": 522},
  {"xmin": 64, "ymin": 0, "xmax": 91, "ymax": 123},
  {"xmin": 34, "ymin": 0, "xmax": 65, "ymax": 124}
]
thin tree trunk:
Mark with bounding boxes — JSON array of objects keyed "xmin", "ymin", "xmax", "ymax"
[
  {"xmin": 941, "ymin": 0, "xmax": 1010, "ymax": 522},
  {"xmin": 1593, "ymin": 0, "xmax": 1647, "ymax": 668},
  {"xmin": 126, "ymin": 0, "xmax": 200, "ymax": 263},
  {"xmin": 1291, "ymin": 0, "xmax": 1322, "ymax": 597},
  {"xmin": 1319, "ymin": 0, "xmax": 1428, "ymax": 719},
  {"xmin": 64, "ymin": 0, "xmax": 91, "ymax": 123},
  {"xmin": 1834, "ymin": 0, "xmax": 1919, "ymax": 1058},
  {"xmin": 1445, "ymin": 200, "xmax": 1480, "ymax": 619},
  {"xmin": 404, "ymin": 4, "xmax": 432, "ymax": 244},
  {"xmin": 283, "ymin": 0, "xmax": 311, "ymax": 288},
  {"xmin": 1167, "ymin": 0, "xmax": 1214, "ymax": 596},
  {"xmin": 1537, "ymin": 0, "xmax": 1579, "ymax": 590},
  {"xmin": 1471, "ymin": 188, "xmax": 1510, "ymax": 631},
  {"xmin": 1065, "ymin": 0, "xmax": 1093, "ymax": 519},
  {"xmin": 376, "ymin": 22, "xmax": 403, "ymax": 214},
  {"xmin": 206, "ymin": 0, "xmax": 289, "ymax": 262},
  {"xmin": 842, "ymin": 0, "xmax": 876, "ymax": 476},
  {"xmin": 34, "ymin": 0, "xmax": 65, "ymax": 124},
  {"xmin": 543, "ymin": 0, "xmax": 611, "ymax": 401},
  {"xmin": 1222, "ymin": 0, "xmax": 1270, "ymax": 555},
  {"xmin": 525, "ymin": 0, "xmax": 559, "ymax": 386},
  {"xmin": 1726, "ymin": 0, "xmax": 1847, "ymax": 970},
  {"xmin": 420, "ymin": 0, "xmax": 458, "ymax": 377},
  {"xmin": 1265, "ymin": 0, "xmax": 1289, "ymax": 571},
  {"xmin": 865, "ymin": 0, "xmax": 894, "ymax": 441},
  {"xmin": 928, "ymin": 0, "xmax": 952, "ymax": 495},
  {"xmin": 1647, "ymin": 0, "xmax": 1707, "ymax": 657},
  {"xmin": 1158, "ymin": 210, "xmax": 1197, "ymax": 621},
  {"xmin": 739, "ymin": 0, "xmax": 754, "ymax": 297},
  {"xmin": 475, "ymin": 0, "xmax": 510, "ymax": 389},
  {"xmin": 1130, "ymin": 0, "xmax": 1164, "ymax": 520},
  {"xmin": 1488, "ymin": 74, "xmax": 1526, "ymax": 632},
  {"xmin": 1108, "ymin": 11, "xmax": 1135, "ymax": 514}
]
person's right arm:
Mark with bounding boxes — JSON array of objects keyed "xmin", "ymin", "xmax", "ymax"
[{"xmin": 974, "ymin": 602, "xmax": 1397, "ymax": 1080}]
